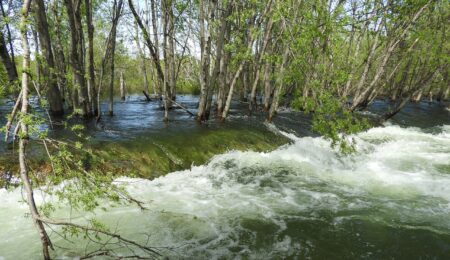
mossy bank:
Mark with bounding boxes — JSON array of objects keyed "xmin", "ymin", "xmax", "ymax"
[{"xmin": 0, "ymin": 124, "xmax": 289, "ymax": 186}]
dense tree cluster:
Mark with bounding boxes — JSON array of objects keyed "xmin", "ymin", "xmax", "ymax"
[{"xmin": 0, "ymin": 0, "xmax": 447, "ymax": 122}]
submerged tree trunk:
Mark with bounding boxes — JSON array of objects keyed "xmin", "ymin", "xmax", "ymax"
[
  {"xmin": 216, "ymin": 48, "xmax": 230, "ymax": 116},
  {"xmin": 249, "ymin": 15, "xmax": 273, "ymax": 112},
  {"xmin": 50, "ymin": 2, "xmax": 69, "ymax": 107},
  {"xmin": 33, "ymin": 0, "xmax": 64, "ymax": 116},
  {"xmin": 106, "ymin": 0, "xmax": 124, "ymax": 116},
  {"xmin": 64, "ymin": 0, "xmax": 92, "ymax": 117},
  {"xmin": 196, "ymin": 0, "xmax": 215, "ymax": 122},
  {"xmin": 263, "ymin": 61, "xmax": 272, "ymax": 111},
  {"xmin": 134, "ymin": 22, "xmax": 150, "ymax": 99},
  {"xmin": 221, "ymin": 22, "xmax": 256, "ymax": 121},
  {"xmin": 120, "ymin": 71, "xmax": 126, "ymax": 101},
  {"xmin": 85, "ymin": 0, "xmax": 98, "ymax": 116},
  {"xmin": 268, "ymin": 48, "xmax": 289, "ymax": 122}
]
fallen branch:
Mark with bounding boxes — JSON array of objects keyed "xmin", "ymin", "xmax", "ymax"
[
  {"xmin": 4, "ymin": 89, "xmax": 22, "ymax": 142},
  {"xmin": 164, "ymin": 97, "xmax": 195, "ymax": 117},
  {"xmin": 38, "ymin": 217, "xmax": 162, "ymax": 257},
  {"xmin": 142, "ymin": 91, "xmax": 151, "ymax": 101}
]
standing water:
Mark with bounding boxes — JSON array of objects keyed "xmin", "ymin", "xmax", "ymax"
[{"xmin": 0, "ymin": 99, "xmax": 449, "ymax": 258}]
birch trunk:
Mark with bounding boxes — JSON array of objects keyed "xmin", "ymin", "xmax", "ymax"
[
  {"xmin": 221, "ymin": 23, "xmax": 257, "ymax": 120},
  {"xmin": 249, "ymin": 16, "xmax": 273, "ymax": 112},
  {"xmin": 268, "ymin": 48, "xmax": 289, "ymax": 122},
  {"xmin": 196, "ymin": 0, "xmax": 214, "ymax": 121},
  {"xmin": 19, "ymin": 1, "xmax": 52, "ymax": 258},
  {"xmin": 263, "ymin": 62, "xmax": 272, "ymax": 111},
  {"xmin": 150, "ymin": 0, "xmax": 162, "ymax": 96}
]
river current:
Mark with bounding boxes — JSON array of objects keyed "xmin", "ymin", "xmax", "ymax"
[{"xmin": 0, "ymin": 98, "xmax": 449, "ymax": 258}]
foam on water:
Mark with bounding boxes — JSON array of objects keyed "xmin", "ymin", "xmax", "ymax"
[{"xmin": 1, "ymin": 124, "xmax": 450, "ymax": 258}]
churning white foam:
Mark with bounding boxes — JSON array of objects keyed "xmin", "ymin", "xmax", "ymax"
[{"xmin": 0, "ymin": 124, "xmax": 449, "ymax": 258}]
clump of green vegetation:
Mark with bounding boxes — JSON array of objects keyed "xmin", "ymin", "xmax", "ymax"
[
  {"xmin": 79, "ymin": 126, "xmax": 288, "ymax": 179},
  {"xmin": 0, "ymin": 124, "xmax": 289, "ymax": 183},
  {"xmin": 294, "ymin": 92, "xmax": 370, "ymax": 154}
]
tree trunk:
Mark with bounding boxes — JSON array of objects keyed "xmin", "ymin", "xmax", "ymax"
[
  {"xmin": 120, "ymin": 71, "xmax": 126, "ymax": 101},
  {"xmin": 129, "ymin": 0, "xmax": 165, "ymax": 84},
  {"xmin": 134, "ymin": 22, "xmax": 150, "ymax": 99},
  {"xmin": 263, "ymin": 62, "xmax": 272, "ymax": 111},
  {"xmin": 205, "ymin": 2, "xmax": 230, "ymax": 120},
  {"xmin": 197, "ymin": 0, "xmax": 216, "ymax": 121},
  {"xmin": 0, "ymin": 0, "xmax": 18, "ymax": 83},
  {"xmin": 19, "ymin": 1, "xmax": 52, "ymax": 258},
  {"xmin": 216, "ymin": 48, "xmax": 230, "ymax": 116},
  {"xmin": 166, "ymin": 0, "xmax": 176, "ymax": 102},
  {"xmin": 268, "ymin": 48, "xmax": 289, "ymax": 122},
  {"xmin": 33, "ymin": 0, "xmax": 64, "ymax": 116},
  {"xmin": 221, "ymin": 18, "xmax": 257, "ymax": 121},
  {"xmin": 150, "ymin": 0, "xmax": 162, "ymax": 96},
  {"xmin": 221, "ymin": 63, "xmax": 245, "ymax": 120},
  {"xmin": 0, "ymin": 30, "xmax": 17, "ymax": 83},
  {"xmin": 107, "ymin": 0, "xmax": 123, "ymax": 116},
  {"xmin": 32, "ymin": 29, "xmax": 41, "ymax": 88},
  {"xmin": 64, "ymin": 0, "xmax": 92, "ymax": 117},
  {"xmin": 50, "ymin": 2, "xmax": 69, "ymax": 107},
  {"xmin": 249, "ymin": 16, "xmax": 273, "ymax": 112},
  {"xmin": 85, "ymin": 0, "xmax": 98, "ymax": 116}
]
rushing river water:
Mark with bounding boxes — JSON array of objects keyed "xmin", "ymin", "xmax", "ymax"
[{"xmin": 0, "ymin": 97, "xmax": 449, "ymax": 259}]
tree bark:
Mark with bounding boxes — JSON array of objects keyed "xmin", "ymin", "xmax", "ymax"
[
  {"xmin": 50, "ymin": 1, "xmax": 69, "ymax": 107},
  {"xmin": 206, "ymin": 1, "xmax": 231, "ymax": 120},
  {"xmin": 120, "ymin": 71, "xmax": 126, "ymax": 101},
  {"xmin": 107, "ymin": 0, "xmax": 123, "ymax": 116},
  {"xmin": 19, "ymin": 1, "xmax": 52, "ymax": 258},
  {"xmin": 134, "ymin": 22, "xmax": 151, "ymax": 98},
  {"xmin": 0, "ymin": 30, "xmax": 17, "ymax": 83},
  {"xmin": 268, "ymin": 48, "xmax": 289, "ymax": 122},
  {"xmin": 150, "ymin": 0, "xmax": 162, "ymax": 96},
  {"xmin": 33, "ymin": 0, "xmax": 64, "ymax": 116},
  {"xmin": 249, "ymin": 15, "xmax": 273, "ymax": 112},
  {"xmin": 197, "ymin": 0, "xmax": 216, "ymax": 121},
  {"xmin": 0, "ymin": 0, "xmax": 18, "ymax": 83},
  {"xmin": 129, "ymin": 0, "xmax": 165, "ymax": 83},
  {"xmin": 85, "ymin": 0, "xmax": 98, "ymax": 116},
  {"xmin": 64, "ymin": 0, "xmax": 92, "ymax": 117},
  {"xmin": 263, "ymin": 61, "xmax": 272, "ymax": 111}
]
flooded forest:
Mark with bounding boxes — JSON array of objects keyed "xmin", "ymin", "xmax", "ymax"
[{"xmin": 0, "ymin": 0, "xmax": 449, "ymax": 259}]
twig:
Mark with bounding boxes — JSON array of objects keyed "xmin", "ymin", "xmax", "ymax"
[
  {"xmin": 4, "ymin": 89, "xmax": 22, "ymax": 142},
  {"xmin": 38, "ymin": 217, "xmax": 162, "ymax": 257}
]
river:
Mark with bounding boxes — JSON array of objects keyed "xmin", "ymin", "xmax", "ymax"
[{"xmin": 0, "ymin": 97, "xmax": 449, "ymax": 258}]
